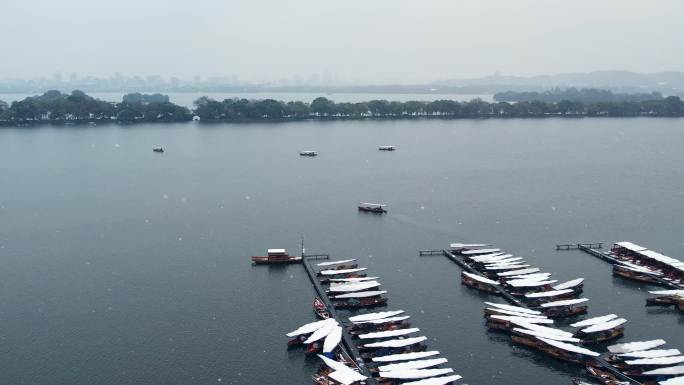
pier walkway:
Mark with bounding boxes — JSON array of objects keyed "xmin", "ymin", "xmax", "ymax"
[
  {"xmin": 301, "ymin": 255, "xmax": 377, "ymax": 384},
  {"xmin": 560, "ymin": 243, "xmax": 682, "ymax": 289},
  {"xmin": 420, "ymin": 248, "xmax": 643, "ymax": 385}
]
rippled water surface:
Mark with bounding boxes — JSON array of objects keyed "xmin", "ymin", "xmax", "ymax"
[{"xmin": 1, "ymin": 117, "xmax": 684, "ymax": 385}]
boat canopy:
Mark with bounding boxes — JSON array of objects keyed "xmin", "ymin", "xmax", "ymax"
[
  {"xmin": 649, "ymin": 290, "xmax": 684, "ymax": 296},
  {"xmin": 329, "ymin": 276, "xmax": 379, "ymax": 283},
  {"xmin": 286, "ymin": 318, "xmax": 336, "ymax": 337},
  {"xmin": 485, "ymin": 264, "xmax": 530, "ymax": 271},
  {"xmin": 304, "ymin": 320, "xmax": 338, "ymax": 344},
  {"xmin": 510, "ymin": 273, "xmax": 552, "ymax": 280},
  {"xmin": 376, "ymin": 358, "xmax": 448, "ymax": 372},
  {"xmin": 525, "ymin": 289, "xmax": 573, "ymax": 299},
  {"xmin": 349, "ymin": 310, "xmax": 404, "ymax": 323},
  {"xmin": 333, "ymin": 290, "xmax": 387, "ymax": 299},
  {"xmin": 615, "ymin": 241, "xmax": 648, "ymax": 252},
  {"xmin": 570, "ymin": 314, "xmax": 618, "ymax": 328},
  {"xmin": 472, "ymin": 254, "xmax": 513, "ymax": 262},
  {"xmin": 317, "ymin": 354, "xmax": 368, "ymax": 385},
  {"xmin": 639, "ymin": 250, "xmax": 683, "ymax": 267},
  {"xmin": 470, "ymin": 253, "xmax": 510, "ymax": 261},
  {"xmin": 486, "ymin": 308, "xmax": 551, "ymax": 319},
  {"xmin": 620, "ymin": 349, "xmax": 681, "ymax": 359},
  {"xmin": 461, "ymin": 248, "xmax": 501, "ymax": 255},
  {"xmin": 359, "ymin": 202, "xmax": 386, "ymax": 207},
  {"xmin": 401, "ymin": 375, "xmax": 463, "ymax": 385},
  {"xmin": 508, "ymin": 321, "xmax": 575, "ymax": 338},
  {"xmin": 625, "ymin": 356, "xmax": 684, "ymax": 366},
  {"xmin": 462, "ymin": 272, "xmax": 499, "ymax": 285},
  {"xmin": 378, "ymin": 368, "xmax": 454, "ymax": 380},
  {"xmin": 490, "ymin": 315, "xmax": 554, "ymax": 324},
  {"xmin": 608, "ymin": 339, "xmax": 667, "ymax": 354},
  {"xmin": 359, "ymin": 328, "xmax": 420, "ymax": 340},
  {"xmin": 659, "ymin": 376, "xmax": 684, "ymax": 385},
  {"xmin": 537, "ymin": 337, "xmax": 600, "ymax": 356},
  {"xmin": 364, "ymin": 336, "xmax": 428, "ymax": 348},
  {"xmin": 643, "ymin": 365, "xmax": 684, "ymax": 376},
  {"xmin": 372, "ymin": 351, "xmax": 440, "ymax": 363},
  {"xmin": 352, "ymin": 315, "xmax": 411, "ymax": 325},
  {"xmin": 553, "ymin": 278, "xmax": 585, "ymax": 290},
  {"xmin": 540, "ymin": 298, "xmax": 589, "ymax": 308},
  {"xmin": 487, "ymin": 257, "xmax": 524, "ymax": 264},
  {"xmin": 317, "ymin": 259, "xmax": 357, "ymax": 267},
  {"xmin": 267, "ymin": 248, "xmax": 287, "ymax": 254},
  {"xmin": 506, "ymin": 279, "xmax": 557, "ymax": 287},
  {"xmin": 468, "ymin": 252, "xmax": 504, "ymax": 260},
  {"xmin": 580, "ymin": 318, "xmax": 627, "ymax": 334},
  {"xmin": 498, "ymin": 268, "xmax": 541, "ymax": 277},
  {"xmin": 485, "ymin": 302, "xmax": 541, "ymax": 315},
  {"xmin": 513, "ymin": 328, "xmax": 580, "ymax": 342},
  {"xmin": 328, "ymin": 281, "xmax": 381, "ymax": 292},
  {"xmin": 320, "ymin": 267, "xmax": 367, "ymax": 275},
  {"xmin": 450, "ymin": 243, "xmax": 487, "ymax": 249},
  {"xmin": 323, "ymin": 325, "xmax": 343, "ymax": 353}
]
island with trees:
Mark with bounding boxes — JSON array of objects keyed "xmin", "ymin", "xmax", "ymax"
[{"xmin": 1, "ymin": 89, "xmax": 684, "ymax": 127}]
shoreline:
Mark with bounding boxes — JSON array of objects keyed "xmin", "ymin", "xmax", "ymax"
[{"xmin": 3, "ymin": 114, "xmax": 684, "ymax": 128}]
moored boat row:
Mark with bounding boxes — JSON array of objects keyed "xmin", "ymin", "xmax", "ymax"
[
  {"xmin": 609, "ymin": 242, "xmax": 684, "ymax": 288},
  {"xmin": 449, "ymin": 242, "xmax": 588, "ymax": 319},
  {"xmin": 286, "ymin": 256, "xmax": 465, "ymax": 385}
]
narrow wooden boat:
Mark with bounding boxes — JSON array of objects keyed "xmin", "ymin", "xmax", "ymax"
[
  {"xmin": 584, "ymin": 365, "xmax": 625, "ymax": 385},
  {"xmin": 334, "ymin": 297, "xmax": 388, "ymax": 309},
  {"xmin": 251, "ymin": 248, "xmax": 302, "ymax": 264},
  {"xmin": 313, "ymin": 298, "xmax": 331, "ymax": 319},
  {"xmin": 537, "ymin": 298, "xmax": 589, "ymax": 318},
  {"xmin": 378, "ymin": 145, "xmax": 396, "ymax": 151},
  {"xmin": 461, "ymin": 271, "xmax": 500, "ymax": 294},
  {"xmin": 152, "ymin": 146, "xmax": 164, "ymax": 153},
  {"xmin": 299, "ymin": 150, "xmax": 318, "ymax": 156},
  {"xmin": 613, "ymin": 265, "xmax": 661, "ymax": 284},
  {"xmin": 511, "ymin": 334, "xmax": 599, "ymax": 365},
  {"xmin": 358, "ymin": 202, "xmax": 387, "ymax": 214},
  {"xmin": 646, "ymin": 295, "xmax": 679, "ymax": 307}
]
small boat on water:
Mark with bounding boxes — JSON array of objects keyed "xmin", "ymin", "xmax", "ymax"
[
  {"xmin": 313, "ymin": 298, "xmax": 331, "ymax": 319},
  {"xmin": 461, "ymin": 271, "xmax": 500, "ymax": 294},
  {"xmin": 300, "ymin": 150, "xmax": 318, "ymax": 157},
  {"xmin": 358, "ymin": 202, "xmax": 387, "ymax": 214},
  {"xmin": 537, "ymin": 298, "xmax": 589, "ymax": 318},
  {"xmin": 378, "ymin": 145, "xmax": 396, "ymax": 151},
  {"xmin": 646, "ymin": 290, "xmax": 684, "ymax": 311},
  {"xmin": 153, "ymin": 146, "xmax": 164, "ymax": 153},
  {"xmin": 251, "ymin": 248, "xmax": 302, "ymax": 264},
  {"xmin": 571, "ymin": 316, "xmax": 627, "ymax": 345},
  {"xmin": 333, "ymin": 297, "xmax": 388, "ymax": 309}
]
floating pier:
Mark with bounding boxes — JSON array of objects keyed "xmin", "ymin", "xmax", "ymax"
[
  {"xmin": 420, "ymin": 249, "xmax": 526, "ymax": 307},
  {"xmin": 300, "ymin": 255, "xmax": 377, "ymax": 383},
  {"xmin": 420, "ymin": 246, "xmax": 643, "ymax": 385},
  {"xmin": 561, "ymin": 242, "xmax": 683, "ymax": 289}
]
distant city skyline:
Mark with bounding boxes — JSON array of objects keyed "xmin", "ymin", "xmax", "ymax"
[{"xmin": 2, "ymin": 0, "xmax": 684, "ymax": 84}]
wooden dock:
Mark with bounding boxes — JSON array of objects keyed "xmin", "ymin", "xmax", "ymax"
[
  {"xmin": 301, "ymin": 255, "xmax": 377, "ymax": 384},
  {"xmin": 556, "ymin": 242, "xmax": 603, "ymax": 250},
  {"xmin": 421, "ymin": 247, "xmax": 643, "ymax": 385}
]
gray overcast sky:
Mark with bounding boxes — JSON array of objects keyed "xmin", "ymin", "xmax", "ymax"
[{"xmin": 1, "ymin": 0, "xmax": 683, "ymax": 83}]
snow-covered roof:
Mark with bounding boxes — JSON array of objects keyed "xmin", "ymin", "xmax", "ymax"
[{"xmin": 608, "ymin": 339, "xmax": 667, "ymax": 354}]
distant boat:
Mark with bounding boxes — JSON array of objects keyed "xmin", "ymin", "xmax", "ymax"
[
  {"xmin": 358, "ymin": 202, "xmax": 387, "ymax": 214},
  {"xmin": 300, "ymin": 151, "xmax": 318, "ymax": 157},
  {"xmin": 251, "ymin": 248, "xmax": 302, "ymax": 264},
  {"xmin": 378, "ymin": 145, "xmax": 396, "ymax": 151},
  {"xmin": 153, "ymin": 147, "xmax": 164, "ymax": 153}
]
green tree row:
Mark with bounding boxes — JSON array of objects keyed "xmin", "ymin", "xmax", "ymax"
[{"xmin": 2, "ymin": 91, "xmax": 684, "ymax": 126}]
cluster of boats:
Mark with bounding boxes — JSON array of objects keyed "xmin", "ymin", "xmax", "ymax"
[
  {"xmin": 286, "ymin": 258, "xmax": 464, "ymax": 385},
  {"xmin": 579, "ymin": 339, "xmax": 684, "ymax": 385},
  {"xmin": 451, "ymin": 243, "xmax": 588, "ymax": 318},
  {"xmin": 607, "ymin": 242, "xmax": 684, "ymax": 288}
]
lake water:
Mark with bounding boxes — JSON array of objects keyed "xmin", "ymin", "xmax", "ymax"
[
  {"xmin": 1, "ymin": 117, "xmax": 683, "ymax": 385},
  {"xmin": 0, "ymin": 92, "xmax": 493, "ymax": 108}
]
